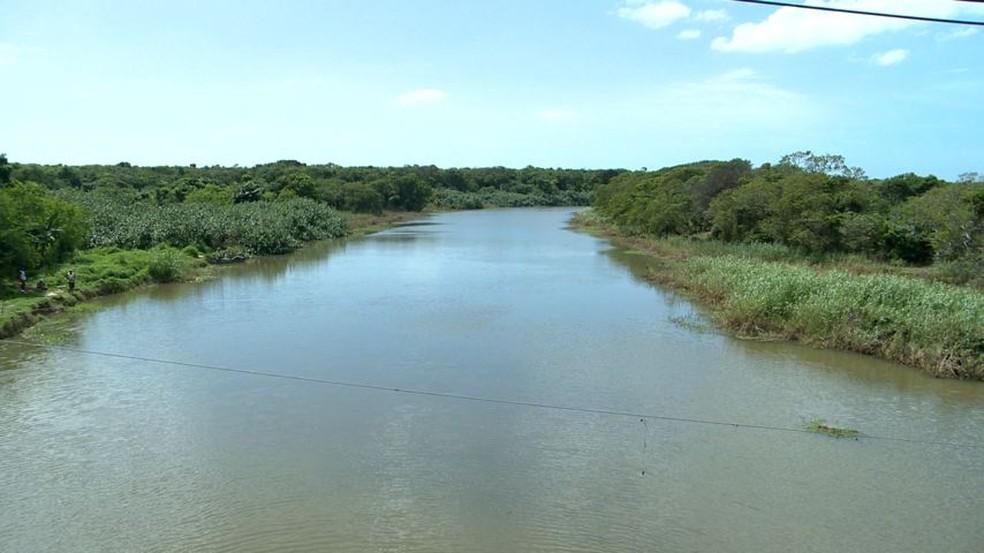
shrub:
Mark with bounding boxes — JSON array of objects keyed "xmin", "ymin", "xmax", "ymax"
[
  {"xmin": 0, "ymin": 181, "xmax": 89, "ymax": 274},
  {"xmin": 67, "ymin": 195, "xmax": 347, "ymax": 256},
  {"xmin": 431, "ymin": 189, "xmax": 485, "ymax": 210},
  {"xmin": 207, "ymin": 245, "xmax": 250, "ymax": 264},
  {"xmin": 148, "ymin": 248, "xmax": 184, "ymax": 283},
  {"xmin": 185, "ymin": 184, "xmax": 233, "ymax": 204}
]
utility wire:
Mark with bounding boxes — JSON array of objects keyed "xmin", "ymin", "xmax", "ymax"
[
  {"xmin": 729, "ymin": 0, "xmax": 984, "ymax": 26},
  {"xmin": 3, "ymin": 339, "xmax": 982, "ymax": 450}
]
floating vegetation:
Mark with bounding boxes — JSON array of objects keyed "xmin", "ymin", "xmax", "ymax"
[
  {"xmin": 806, "ymin": 419, "xmax": 861, "ymax": 439},
  {"xmin": 668, "ymin": 313, "xmax": 714, "ymax": 334},
  {"xmin": 207, "ymin": 246, "xmax": 251, "ymax": 265}
]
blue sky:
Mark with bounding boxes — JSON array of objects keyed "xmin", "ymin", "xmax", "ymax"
[{"xmin": 1, "ymin": 0, "xmax": 982, "ymax": 178}]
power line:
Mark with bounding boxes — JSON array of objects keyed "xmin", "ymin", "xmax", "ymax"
[
  {"xmin": 4, "ymin": 339, "xmax": 982, "ymax": 450},
  {"xmin": 729, "ymin": 0, "xmax": 984, "ymax": 26}
]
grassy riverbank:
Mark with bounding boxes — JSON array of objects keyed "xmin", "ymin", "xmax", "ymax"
[
  {"xmin": 572, "ymin": 210, "xmax": 984, "ymax": 380},
  {"xmin": 0, "ymin": 210, "xmax": 420, "ymax": 340},
  {"xmin": 0, "ymin": 246, "xmax": 203, "ymax": 338},
  {"xmin": 341, "ymin": 210, "xmax": 426, "ymax": 238}
]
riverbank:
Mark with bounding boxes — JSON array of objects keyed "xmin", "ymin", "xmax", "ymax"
[
  {"xmin": 571, "ymin": 210, "xmax": 984, "ymax": 380},
  {"xmin": 0, "ymin": 210, "xmax": 422, "ymax": 340}
]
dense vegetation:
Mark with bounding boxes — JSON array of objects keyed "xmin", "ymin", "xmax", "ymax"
[
  {"xmin": 0, "ymin": 157, "xmax": 622, "ymax": 278},
  {"xmin": 0, "ymin": 156, "xmax": 618, "ymax": 338},
  {"xmin": 9, "ymin": 159, "xmax": 616, "ymax": 213},
  {"xmin": 580, "ymin": 153, "xmax": 983, "ymax": 377},
  {"xmin": 575, "ymin": 210, "xmax": 983, "ymax": 379},
  {"xmin": 67, "ymin": 191, "xmax": 344, "ymax": 255},
  {"xmin": 3, "ymin": 152, "xmax": 982, "ymax": 376},
  {"xmin": 0, "ymin": 180, "xmax": 88, "ymax": 274},
  {"xmin": 681, "ymin": 257, "xmax": 983, "ymax": 378},
  {"xmin": 594, "ymin": 152, "xmax": 983, "ymax": 287}
]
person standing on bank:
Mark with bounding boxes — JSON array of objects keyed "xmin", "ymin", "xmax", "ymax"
[
  {"xmin": 17, "ymin": 268, "xmax": 27, "ymax": 293},
  {"xmin": 66, "ymin": 270, "xmax": 76, "ymax": 292}
]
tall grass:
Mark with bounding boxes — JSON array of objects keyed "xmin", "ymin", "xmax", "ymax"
[
  {"xmin": 680, "ymin": 256, "xmax": 983, "ymax": 379},
  {"xmin": 656, "ymin": 236, "xmax": 805, "ymax": 263}
]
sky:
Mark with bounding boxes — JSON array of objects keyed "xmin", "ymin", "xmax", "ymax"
[{"xmin": 1, "ymin": 0, "xmax": 982, "ymax": 178}]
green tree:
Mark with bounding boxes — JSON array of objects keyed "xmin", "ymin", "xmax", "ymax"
[
  {"xmin": 779, "ymin": 151, "xmax": 866, "ymax": 179},
  {"xmin": 877, "ymin": 173, "xmax": 940, "ymax": 205},
  {"xmin": 340, "ymin": 182, "xmax": 384, "ymax": 213},
  {"xmin": 0, "ymin": 153, "xmax": 11, "ymax": 186},
  {"xmin": 393, "ymin": 175, "xmax": 432, "ymax": 211},
  {"xmin": 279, "ymin": 173, "xmax": 317, "ymax": 198},
  {"xmin": 233, "ymin": 180, "xmax": 266, "ymax": 203},
  {"xmin": 185, "ymin": 184, "xmax": 233, "ymax": 204},
  {"xmin": 0, "ymin": 181, "xmax": 88, "ymax": 274},
  {"xmin": 56, "ymin": 166, "xmax": 83, "ymax": 189},
  {"xmin": 896, "ymin": 185, "xmax": 982, "ymax": 261},
  {"xmin": 709, "ymin": 177, "xmax": 781, "ymax": 242},
  {"xmin": 958, "ymin": 172, "xmax": 982, "ymax": 184},
  {"xmin": 690, "ymin": 159, "xmax": 752, "ymax": 225}
]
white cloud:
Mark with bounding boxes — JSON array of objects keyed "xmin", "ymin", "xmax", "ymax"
[
  {"xmin": 535, "ymin": 108, "xmax": 578, "ymax": 122},
  {"xmin": 677, "ymin": 29, "xmax": 702, "ymax": 40},
  {"xmin": 617, "ymin": 1, "xmax": 691, "ymax": 29},
  {"xmin": 712, "ymin": 1, "xmax": 980, "ymax": 54},
  {"xmin": 872, "ymin": 48, "xmax": 908, "ymax": 66},
  {"xmin": 396, "ymin": 88, "xmax": 447, "ymax": 107},
  {"xmin": 618, "ymin": 68, "xmax": 822, "ymax": 134},
  {"xmin": 695, "ymin": 9, "xmax": 729, "ymax": 22},
  {"xmin": 938, "ymin": 27, "xmax": 978, "ymax": 41},
  {"xmin": 718, "ymin": 67, "xmax": 758, "ymax": 81}
]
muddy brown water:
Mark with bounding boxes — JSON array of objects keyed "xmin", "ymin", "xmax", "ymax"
[{"xmin": 1, "ymin": 208, "xmax": 982, "ymax": 552}]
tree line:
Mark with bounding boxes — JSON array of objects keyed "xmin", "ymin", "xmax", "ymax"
[
  {"xmin": 0, "ymin": 156, "xmax": 623, "ymax": 277},
  {"xmin": 7, "ymin": 159, "xmax": 621, "ymax": 212},
  {"xmin": 593, "ymin": 152, "xmax": 983, "ymax": 284},
  {"xmin": 3, "ymin": 152, "xmax": 982, "ymax": 285}
]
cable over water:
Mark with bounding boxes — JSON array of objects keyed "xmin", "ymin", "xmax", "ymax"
[
  {"xmin": 3, "ymin": 339, "xmax": 982, "ymax": 451},
  {"xmin": 730, "ymin": 0, "xmax": 984, "ymax": 26}
]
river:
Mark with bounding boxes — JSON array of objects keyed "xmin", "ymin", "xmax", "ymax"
[{"xmin": 1, "ymin": 208, "xmax": 982, "ymax": 553}]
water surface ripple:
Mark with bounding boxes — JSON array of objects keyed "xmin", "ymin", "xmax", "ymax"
[{"xmin": 1, "ymin": 208, "xmax": 982, "ymax": 552}]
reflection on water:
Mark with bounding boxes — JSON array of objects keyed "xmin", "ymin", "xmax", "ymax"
[
  {"xmin": 392, "ymin": 221, "xmax": 443, "ymax": 227},
  {"xmin": 1, "ymin": 208, "xmax": 982, "ymax": 553}
]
